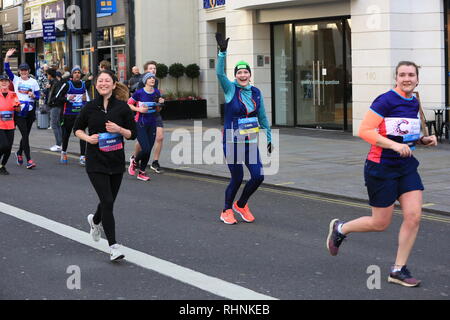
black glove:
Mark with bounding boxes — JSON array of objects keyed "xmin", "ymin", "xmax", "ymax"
[
  {"xmin": 267, "ymin": 142, "xmax": 273, "ymax": 154},
  {"xmin": 215, "ymin": 33, "xmax": 229, "ymax": 53}
]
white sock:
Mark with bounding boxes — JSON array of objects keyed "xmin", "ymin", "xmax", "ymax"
[
  {"xmin": 392, "ymin": 265, "xmax": 403, "ymax": 272},
  {"xmin": 337, "ymin": 223, "xmax": 345, "ymax": 235}
]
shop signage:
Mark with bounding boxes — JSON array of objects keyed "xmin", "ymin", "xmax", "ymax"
[
  {"xmin": 42, "ymin": 0, "xmax": 65, "ymax": 20},
  {"xmin": 117, "ymin": 54, "xmax": 127, "ymax": 83},
  {"xmin": 203, "ymin": 0, "xmax": 225, "ymax": 9},
  {"xmin": 43, "ymin": 20, "xmax": 56, "ymax": 42},
  {"xmin": 0, "ymin": 6, "xmax": 23, "ymax": 34},
  {"xmin": 24, "ymin": 42, "xmax": 36, "ymax": 53},
  {"xmin": 96, "ymin": 0, "xmax": 117, "ymax": 14},
  {"xmin": 30, "ymin": 6, "xmax": 42, "ymax": 30},
  {"xmin": 2, "ymin": 0, "xmax": 23, "ymax": 9}
]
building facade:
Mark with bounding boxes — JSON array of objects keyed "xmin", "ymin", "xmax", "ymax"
[
  {"xmin": 2, "ymin": 0, "xmax": 449, "ymax": 135},
  {"xmin": 0, "ymin": 0, "xmax": 133, "ymax": 82},
  {"xmin": 135, "ymin": 0, "xmax": 448, "ymax": 133}
]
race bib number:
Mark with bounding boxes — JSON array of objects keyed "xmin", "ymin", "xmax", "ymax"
[
  {"xmin": 68, "ymin": 94, "xmax": 84, "ymax": 105},
  {"xmin": 98, "ymin": 133, "xmax": 124, "ymax": 152},
  {"xmin": 238, "ymin": 117, "xmax": 260, "ymax": 135},
  {"xmin": 18, "ymin": 84, "xmax": 32, "ymax": 95},
  {"xmin": 139, "ymin": 101, "xmax": 157, "ymax": 113},
  {"xmin": 385, "ymin": 117, "xmax": 421, "ymax": 149},
  {"xmin": 0, "ymin": 111, "xmax": 13, "ymax": 121}
]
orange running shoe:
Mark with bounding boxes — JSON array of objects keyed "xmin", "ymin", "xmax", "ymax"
[
  {"xmin": 232, "ymin": 202, "xmax": 255, "ymax": 223},
  {"xmin": 220, "ymin": 209, "xmax": 237, "ymax": 225}
]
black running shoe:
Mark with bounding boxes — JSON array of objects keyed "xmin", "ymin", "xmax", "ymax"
[
  {"xmin": 150, "ymin": 161, "xmax": 162, "ymax": 174},
  {"xmin": 388, "ymin": 266, "xmax": 421, "ymax": 287},
  {"xmin": 327, "ymin": 219, "xmax": 346, "ymax": 256},
  {"xmin": 0, "ymin": 167, "xmax": 9, "ymax": 175}
]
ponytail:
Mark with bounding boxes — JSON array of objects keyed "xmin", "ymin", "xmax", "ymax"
[
  {"xmin": 114, "ymin": 82, "xmax": 130, "ymax": 102},
  {"xmin": 94, "ymin": 70, "xmax": 130, "ymax": 101}
]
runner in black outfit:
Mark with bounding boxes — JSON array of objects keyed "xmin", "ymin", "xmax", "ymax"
[{"xmin": 74, "ymin": 70, "xmax": 137, "ymax": 261}]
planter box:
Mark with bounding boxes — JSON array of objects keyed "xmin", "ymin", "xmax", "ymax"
[{"xmin": 160, "ymin": 99, "xmax": 207, "ymax": 120}]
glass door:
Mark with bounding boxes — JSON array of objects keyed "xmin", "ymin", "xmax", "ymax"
[{"xmin": 295, "ymin": 21, "xmax": 346, "ymax": 129}]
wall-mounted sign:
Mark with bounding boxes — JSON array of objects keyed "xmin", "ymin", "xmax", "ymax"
[
  {"xmin": 43, "ymin": 20, "xmax": 56, "ymax": 43},
  {"xmin": 203, "ymin": 0, "xmax": 225, "ymax": 9},
  {"xmin": 24, "ymin": 42, "xmax": 36, "ymax": 53},
  {"xmin": 2, "ymin": 0, "xmax": 23, "ymax": 9},
  {"xmin": 30, "ymin": 6, "xmax": 42, "ymax": 31},
  {"xmin": 0, "ymin": 6, "xmax": 23, "ymax": 34},
  {"xmin": 96, "ymin": 0, "xmax": 116, "ymax": 14},
  {"xmin": 42, "ymin": 0, "xmax": 65, "ymax": 20}
]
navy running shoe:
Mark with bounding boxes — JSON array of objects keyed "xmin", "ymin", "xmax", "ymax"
[{"xmin": 388, "ymin": 266, "xmax": 421, "ymax": 287}]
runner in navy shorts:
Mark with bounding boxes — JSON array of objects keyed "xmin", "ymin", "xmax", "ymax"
[{"xmin": 326, "ymin": 61, "xmax": 438, "ymax": 288}]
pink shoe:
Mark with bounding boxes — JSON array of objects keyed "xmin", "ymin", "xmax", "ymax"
[
  {"xmin": 137, "ymin": 171, "xmax": 150, "ymax": 181},
  {"xmin": 128, "ymin": 158, "xmax": 137, "ymax": 176}
]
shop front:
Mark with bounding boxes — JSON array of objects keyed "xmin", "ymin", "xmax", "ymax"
[
  {"xmin": 76, "ymin": 25, "xmax": 127, "ymax": 80},
  {"xmin": 73, "ymin": 0, "xmax": 131, "ymax": 82}
]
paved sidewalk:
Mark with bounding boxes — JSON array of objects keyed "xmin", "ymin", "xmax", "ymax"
[{"xmin": 17, "ymin": 117, "xmax": 450, "ymax": 215}]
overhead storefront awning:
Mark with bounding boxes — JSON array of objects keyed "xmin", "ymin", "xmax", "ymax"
[{"xmin": 25, "ymin": 29, "xmax": 44, "ymax": 39}]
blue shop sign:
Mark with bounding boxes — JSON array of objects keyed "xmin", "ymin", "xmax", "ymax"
[
  {"xmin": 43, "ymin": 20, "xmax": 56, "ymax": 43},
  {"xmin": 204, "ymin": 0, "xmax": 225, "ymax": 9},
  {"xmin": 96, "ymin": 0, "xmax": 117, "ymax": 14}
]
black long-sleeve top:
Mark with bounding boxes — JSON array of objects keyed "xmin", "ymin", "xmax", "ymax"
[{"xmin": 73, "ymin": 95, "xmax": 137, "ymax": 175}]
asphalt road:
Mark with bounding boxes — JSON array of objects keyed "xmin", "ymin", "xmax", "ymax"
[{"xmin": 0, "ymin": 150, "xmax": 449, "ymax": 301}]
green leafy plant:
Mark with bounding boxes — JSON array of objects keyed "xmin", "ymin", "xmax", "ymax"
[
  {"xmin": 156, "ymin": 63, "xmax": 168, "ymax": 88},
  {"xmin": 185, "ymin": 63, "xmax": 200, "ymax": 94},
  {"xmin": 168, "ymin": 63, "xmax": 185, "ymax": 96}
]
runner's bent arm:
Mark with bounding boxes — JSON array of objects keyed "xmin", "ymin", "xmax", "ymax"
[{"xmin": 359, "ymin": 109, "xmax": 412, "ymax": 157}]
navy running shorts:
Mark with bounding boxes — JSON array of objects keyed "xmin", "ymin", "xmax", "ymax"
[
  {"xmin": 155, "ymin": 114, "xmax": 164, "ymax": 128},
  {"xmin": 364, "ymin": 161, "xmax": 424, "ymax": 208}
]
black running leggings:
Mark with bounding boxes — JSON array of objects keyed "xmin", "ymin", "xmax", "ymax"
[
  {"xmin": 62, "ymin": 115, "xmax": 86, "ymax": 155},
  {"xmin": 88, "ymin": 172, "xmax": 123, "ymax": 246},
  {"xmin": 0, "ymin": 129, "xmax": 15, "ymax": 166},
  {"xmin": 16, "ymin": 115, "xmax": 35, "ymax": 161}
]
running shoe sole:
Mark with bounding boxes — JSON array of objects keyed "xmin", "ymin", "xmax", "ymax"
[
  {"xmin": 220, "ymin": 216, "xmax": 237, "ymax": 225},
  {"xmin": 150, "ymin": 166, "xmax": 162, "ymax": 174},
  {"xmin": 326, "ymin": 218, "xmax": 339, "ymax": 256},
  {"xmin": 387, "ymin": 276, "xmax": 421, "ymax": 287},
  {"xmin": 137, "ymin": 176, "xmax": 150, "ymax": 181}
]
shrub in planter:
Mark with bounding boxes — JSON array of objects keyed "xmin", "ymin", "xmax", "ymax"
[
  {"xmin": 185, "ymin": 63, "xmax": 200, "ymax": 94},
  {"xmin": 156, "ymin": 63, "xmax": 168, "ymax": 88},
  {"xmin": 168, "ymin": 63, "xmax": 185, "ymax": 96}
]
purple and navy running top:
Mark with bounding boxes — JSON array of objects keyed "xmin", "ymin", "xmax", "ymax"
[{"xmin": 367, "ymin": 89, "xmax": 421, "ymax": 167}]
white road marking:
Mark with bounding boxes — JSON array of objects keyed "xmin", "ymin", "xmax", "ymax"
[{"xmin": 0, "ymin": 201, "xmax": 277, "ymax": 300}]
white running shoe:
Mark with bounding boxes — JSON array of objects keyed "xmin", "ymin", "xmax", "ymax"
[
  {"xmin": 110, "ymin": 244, "xmax": 125, "ymax": 261},
  {"xmin": 87, "ymin": 214, "xmax": 101, "ymax": 242},
  {"xmin": 50, "ymin": 145, "xmax": 62, "ymax": 152}
]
